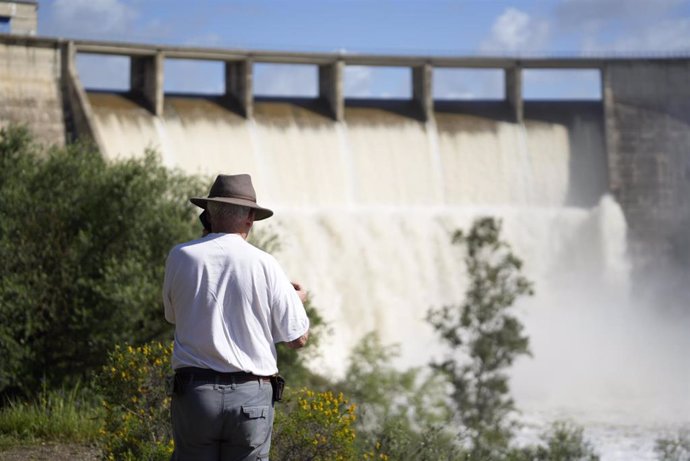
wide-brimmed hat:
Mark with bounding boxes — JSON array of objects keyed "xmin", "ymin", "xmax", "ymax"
[{"xmin": 190, "ymin": 174, "xmax": 273, "ymax": 221}]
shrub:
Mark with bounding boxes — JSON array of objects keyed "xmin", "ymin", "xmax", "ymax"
[
  {"xmin": 0, "ymin": 125, "xmax": 203, "ymax": 396},
  {"xmin": 510, "ymin": 421, "xmax": 599, "ymax": 461},
  {"xmin": 98, "ymin": 342, "xmax": 173, "ymax": 461},
  {"xmin": 271, "ymin": 387, "xmax": 358, "ymax": 461},
  {"xmin": 340, "ymin": 332, "xmax": 462, "ymax": 461},
  {"xmin": 427, "ymin": 217, "xmax": 533, "ymax": 458}
]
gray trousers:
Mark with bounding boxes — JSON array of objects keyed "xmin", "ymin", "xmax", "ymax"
[{"xmin": 171, "ymin": 372, "xmax": 274, "ymax": 461}]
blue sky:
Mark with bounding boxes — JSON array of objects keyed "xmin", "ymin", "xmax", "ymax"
[{"xmin": 36, "ymin": 0, "xmax": 690, "ymax": 99}]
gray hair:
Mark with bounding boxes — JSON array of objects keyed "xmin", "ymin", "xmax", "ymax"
[{"xmin": 207, "ymin": 201, "xmax": 250, "ymax": 225}]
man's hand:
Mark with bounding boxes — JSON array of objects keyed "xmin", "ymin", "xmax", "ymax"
[{"xmin": 291, "ymin": 282, "xmax": 307, "ymax": 303}]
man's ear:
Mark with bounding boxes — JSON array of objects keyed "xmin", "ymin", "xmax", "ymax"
[{"xmin": 247, "ymin": 208, "xmax": 256, "ymax": 223}]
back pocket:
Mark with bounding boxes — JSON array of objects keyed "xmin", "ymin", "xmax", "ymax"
[{"xmin": 240, "ymin": 405, "xmax": 270, "ymax": 448}]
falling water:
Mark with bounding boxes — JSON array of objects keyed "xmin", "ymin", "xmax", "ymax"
[{"xmin": 88, "ymin": 94, "xmax": 689, "ymax": 460}]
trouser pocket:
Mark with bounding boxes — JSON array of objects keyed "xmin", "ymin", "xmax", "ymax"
[{"xmin": 239, "ymin": 405, "xmax": 270, "ymax": 448}]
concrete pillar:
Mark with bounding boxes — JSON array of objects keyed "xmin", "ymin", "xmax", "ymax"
[
  {"xmin": 505, "ymin": 66, "xmax": 523, "ymax": 123},
  {"xmin": 412, "ymin": 63, "xmax": 434, "ymax": 121},
  {"xmin": 225, "ymin": 59, "xmax": 253, "ymax": 118},
  {"xmin": 60, "ymin": 41, "xmax": 105, "ymax": 151},
  {"xmin": 319, "ymin": 60, "xmax": 344, "ymax": 121},
  {"xmin": 130, "ymin": 52, "xmax": 163, "ymax": 116},
  {"xmin": 600, "ymin": 65, "xmax": 620, "ymax": 195}
]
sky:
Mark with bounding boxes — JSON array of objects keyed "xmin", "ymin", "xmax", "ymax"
[{"xmin": 35, "ymin": 0, "xmax": 690, "ymax": 100}]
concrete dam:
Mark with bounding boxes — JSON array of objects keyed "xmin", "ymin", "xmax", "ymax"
[{"xmin": 2, "ymin": 35, "xmax": 689, "ymax": 453}]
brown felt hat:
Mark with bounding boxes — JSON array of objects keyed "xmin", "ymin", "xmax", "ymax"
[{"xmin": 190, "ymin": 174, "xmax": 273, "ymax": 221}]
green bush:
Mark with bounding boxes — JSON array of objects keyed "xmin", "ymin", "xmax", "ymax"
[
  {"xmin": 271, "ymin": 387, "xmax": 358, "ymax": 461},
  {"xmin": 340, "ymin": 332, "xmax": 462, "ymax": 461},
  {"xmin": 99, "ymin": 342, "xmax": 173, "ymax": 461},
  {"xmin": 0, "ymin": 125, "xmax": 203, "ymax": 396},
  {"xmin": 427, "ymin": 217, "xmax": 533, "ymax": 458},
  {"xmin": 99, "ymin": 340, "xmax": 361, "ymax": 461},
  {"xmin": 510, "ymin": 421, "xmax": 599, "ymax": 461}
]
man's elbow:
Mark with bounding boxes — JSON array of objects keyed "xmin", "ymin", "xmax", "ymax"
[{"xmin": 285, "ymin": 331, "xmax": 309, "ymax": 349}]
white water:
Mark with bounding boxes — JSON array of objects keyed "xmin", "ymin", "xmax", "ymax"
[{"xmin": 89, "ymin": 97, "xmax": 690, "ymax": 459}]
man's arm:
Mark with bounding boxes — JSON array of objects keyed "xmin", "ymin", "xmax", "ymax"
[
  {"xmin": 285, "ymin": 330, "xmax": 309, "ymax": 349},
  {"xmin": 284, "ymin": 282, "xmax": 309, "ymax": 348},
  {"xmin": 291, "ymin": 282, "xmax": 307, "ymax": 303}
]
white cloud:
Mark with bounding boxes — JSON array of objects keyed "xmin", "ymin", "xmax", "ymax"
[
  {"xmin": 480, "ymin": 8, "xmax": 550, "ymax": 55},
  {"xmin": 48, "ymin": 0, "xmax": 137, "ymax": 38}
]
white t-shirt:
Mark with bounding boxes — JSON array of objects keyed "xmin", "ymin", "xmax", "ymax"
[{"xmin": 163, "ymin": 233, "xmax": 309, "ymax": 376}]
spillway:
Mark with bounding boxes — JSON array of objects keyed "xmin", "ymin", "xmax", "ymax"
[
  {"xmin": 87, "ymin": 94, "xmax": 611, "ymax": 363},
  {"xmin": 86, "ymin": 94, "xmax": 612, "ymax": 367}
]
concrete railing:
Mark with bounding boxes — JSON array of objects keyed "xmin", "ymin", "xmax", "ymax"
[
  {"xmin": 3, "ymin": 34, "xmax": 687, "ymax": 125},
  {"xmin": 71, "ymin": 39, "xmax": 614, "ymax": 123}
]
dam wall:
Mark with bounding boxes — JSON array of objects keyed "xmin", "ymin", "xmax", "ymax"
[
  {"xmin": 1, "ymin": 35, "xmax": 689, "ymax": 295},
  {"xmin": 0, "ymin": 37, "xmax": 64, "ymax": 146},
  {"xmin": 87, "ymin": 94, "xmax": 607, "ymax": 210},
  {"xmin": 604, "ymin": 60, "xmax": 690, "ymax": 275}
]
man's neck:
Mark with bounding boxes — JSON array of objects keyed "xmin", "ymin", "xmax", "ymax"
[{"xmin": 213, "ymin": 227, "xmax": 250, "ymax": 240}]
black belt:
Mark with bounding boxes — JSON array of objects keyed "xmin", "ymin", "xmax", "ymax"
[{"xmin": 175, "ymin": 367, "xmax": 271, "ymax": 384}]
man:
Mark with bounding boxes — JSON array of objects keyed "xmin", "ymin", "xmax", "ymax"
[{"xmin": 163, "ymin": 174, "xmax": 310, "ymax": 461}]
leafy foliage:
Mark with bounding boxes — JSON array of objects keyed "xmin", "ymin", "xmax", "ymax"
[
  {"xmin": 340, "ymin": 332, "xmax": 462, "ymax": 461},
  {"xmin": 99, "ymin": 340, "xmax": 356, "ymax": 461},
  {"xmin": 99, "ymin": 342, "xmax": 173, "ymax": 461},
  {"xmin": 512, "ymin": 421, "xmax": 599, "ymax": 461},
  {"xmin": 0, "ymin": 125, "xmax": 203, "ymax": 396},
  {"xmin": 427, "ymin": 217, "xmax": 534, "ymax": 458},
  {"xmin": 271, "ymin": 388, "xmax": 358, "ymax": 461}
]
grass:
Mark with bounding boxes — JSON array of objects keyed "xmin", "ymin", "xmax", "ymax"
[{"xmin": 0, "ymin": 383, "xmax": 103, "ymax": 450}]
